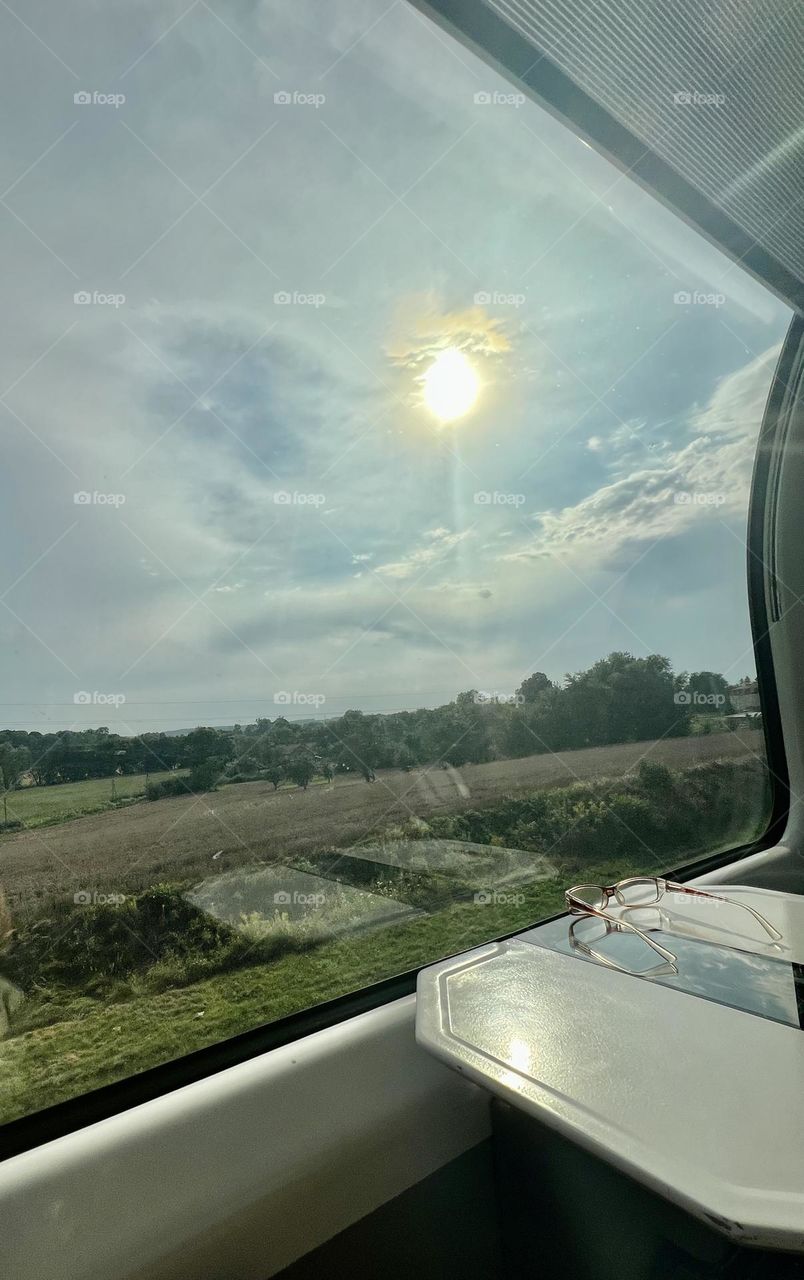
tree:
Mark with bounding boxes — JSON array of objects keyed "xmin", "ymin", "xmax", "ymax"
[
  {"xmin": 326, "ymin": 710, "xmax": 381, "ymax": 778},
  {"xmin": 286, "ymin": 753, "xmax": 315, "ymax": 790},
  {"xmin": 685, "ymin": 671, "xmax": 731, "ymax": 713},
  {"xmin": 560, "ymin": 652, "xmax": 689, "ymax": 747},
  {"xmin": 265, "ymin": 763, "xmax": 284, "ymax": 790},
  {"xmin": 393, "ymin": 745, "xmax": 416, "ymax": 771},
  {"xmin": 516, "ymin": 672, "xmax": 553, "ymax": 703},
  {"xmin": 0, "ymin": 743, "xmax": 29, "ymax": 791},
  {"xmin": 185, "ymin": 727, "xmax": 226, "ymax": 767},
  {"xmin": 267, "ymin": 716, "xmax": 293, "ymax": 745},
  {"xmin": 189, "ymin": 756, "xmax": 225, "ymax": 792}
]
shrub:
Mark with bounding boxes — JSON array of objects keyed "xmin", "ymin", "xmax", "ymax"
[
  {"xmin": 189, "ymin": 757, "xmax": 226, "ymax": 792},
  {"xmin": 6, "ymin": 884, "xmax": 237, "ymax": 990},
  {"xmin": 146, "ymin": 776, "xmax": 192, "ymax": 801},
  {"xmin": 427, "ymin": 814, "xmax": 471, "ymax": 841},
  {"xmin": 634, "ymin": 760, "xmax": 676, "ymax": 799},
  {"xmin": 603, "ymin": 793, "xmax": 661, "ymax": 851}
]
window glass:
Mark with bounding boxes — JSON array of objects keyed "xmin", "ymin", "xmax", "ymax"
[{"xmin": 0, "ymin": 0, "xmax": 791, "ymax": 1124}]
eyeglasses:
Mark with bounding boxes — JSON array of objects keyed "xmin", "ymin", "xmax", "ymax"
[
  {"xmin": 568, "ymin": 916, "xmax": 678, "ymax": 976},
  {"xmin": 564, "ymin": 876, "xmax": 782, "ymax": 975}
]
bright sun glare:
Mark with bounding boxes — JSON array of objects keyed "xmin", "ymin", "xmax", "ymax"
[{"xmin": 422, "ymin": 347, "xmax": 479, "ymax": 422}]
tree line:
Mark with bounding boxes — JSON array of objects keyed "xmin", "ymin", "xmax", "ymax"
[{"xmin": 0, "ymin": 655, "xmax": 743, "ymax": 795}]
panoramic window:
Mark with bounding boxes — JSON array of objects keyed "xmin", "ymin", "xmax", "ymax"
[{"xmin": 0, "ymin": 0, "xmax": 792, "ymax": 1125}]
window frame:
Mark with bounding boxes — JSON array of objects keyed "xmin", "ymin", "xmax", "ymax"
[
  {"xmin": 0, "ymin": 7, "xmax": 797, "ymax": 1163},
  {"xmin": 415, "ymin": 0, "xmax": 804, "ymax": 316}
]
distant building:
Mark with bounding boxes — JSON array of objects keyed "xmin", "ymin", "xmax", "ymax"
[
  {"xmin": 727, "ymin": 680, "xmax": 760, "ymax": 713},
  {"xmin": 725, "ymin": 711, "xmax": 762, "ymax": 733}
]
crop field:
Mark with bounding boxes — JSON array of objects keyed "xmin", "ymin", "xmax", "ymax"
[{"xmin": 0, "ymin": 730, "xmax": 763, "ymax": 908}]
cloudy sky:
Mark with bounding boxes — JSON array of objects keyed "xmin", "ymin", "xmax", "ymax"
[{"xmin": 0, "ymin": 0, "xmax": 793, "ymax": 732}]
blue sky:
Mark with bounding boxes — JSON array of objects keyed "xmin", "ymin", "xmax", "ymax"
[{"xmin": 0, "ymin": 0, "xmax": 792, "ymax": 731}]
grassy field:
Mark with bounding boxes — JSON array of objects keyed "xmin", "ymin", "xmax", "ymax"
[
  {"xmin": 0, "ymin": 730, "xmax": 763, "ymax": 908},
  {"xmin": 0, "ymin": 733, "xmax": 768, "ymax": 1123},
  {"xmin": 0, "ymin": 853, "xmax": 650, "ymax": 1120},
  {"xmin": 2, "ymin": 770, "xmax": 185, "ymax": 830}
]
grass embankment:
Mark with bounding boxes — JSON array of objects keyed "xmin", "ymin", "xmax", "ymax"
[
  {"xmin": 0, "ymin": 867, "xmax": 626, "ymax": 1121},
  {"xmin": 0, "ymin": 757, "xmax": 769, "ymax": 1122}
]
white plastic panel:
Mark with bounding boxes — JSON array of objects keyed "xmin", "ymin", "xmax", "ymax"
[
  {"xmin": 1, "ymin": 996, "xmax": 490, "ymax": 1280},
  {"xmin": 417, "ymin": 925, "xmax": 804, "ymax": 1251}
]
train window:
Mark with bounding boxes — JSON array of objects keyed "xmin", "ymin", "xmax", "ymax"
[{"xmin": 0, "ymin": 0, "xmax": 791, "ymax": 1126}]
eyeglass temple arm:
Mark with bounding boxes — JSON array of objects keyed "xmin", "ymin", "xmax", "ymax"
[
  {"xmin": 569, "ymin": 922, "xmax": 677, "ymax": 977},
  {"xmin": 663, "ymin": 880, "xmax": 782, "ymax": 940},
  {"xmin": 570, "ymin": 901, "xmax": 678, "ymax": 967}
]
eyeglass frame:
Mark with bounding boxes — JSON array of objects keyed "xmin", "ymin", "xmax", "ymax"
[
  {"xmin": 564, "ymin": 875, "xmax": 782, "ymax": 975},
  {"xmin": 568, "ymin": 915, "xmax": 678, "ymax": 976}
]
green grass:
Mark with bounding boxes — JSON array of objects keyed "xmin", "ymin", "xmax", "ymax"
[
  {"xmin": 0, "ymin": 841, "xmax": 733, "ymax": 1123},
  {"xmin": 1, "ymin": 771, "xmax": 187, "ymax": 830},
  {"xmin": 0, "ymin": 868, "xmax": 590, "ymax": 1120}
]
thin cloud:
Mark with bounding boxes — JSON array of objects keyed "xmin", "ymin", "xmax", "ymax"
[{"xmin": 387, "ymin": 294, "xmax": 511, "ymax": 367}]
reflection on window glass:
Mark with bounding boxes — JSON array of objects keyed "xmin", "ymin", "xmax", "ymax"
[{"xmin": 0, "ymin": 0, "xmax": 791, "ymax": 1124}]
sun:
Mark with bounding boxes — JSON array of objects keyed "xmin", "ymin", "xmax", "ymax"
[{"xmin": 422, "ymin": 348, "xmax": 479, "ymax": 422}]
